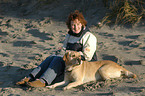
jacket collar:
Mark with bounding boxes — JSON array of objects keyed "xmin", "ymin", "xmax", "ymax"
[{"xmin": 68, "ymin": 26, "xmax": 88, "ymax": 37}]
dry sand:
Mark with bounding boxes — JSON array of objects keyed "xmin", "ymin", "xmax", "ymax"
[{"xmin": 0, "ymin": 0, "xmax": 145, "ymax": 96}]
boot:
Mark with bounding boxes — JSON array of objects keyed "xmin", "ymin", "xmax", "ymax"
[
  {"xmin": 16, "ymin": 77, "xmax": 30, "ymax": 85},
  {"xmin": 27, "ymin": 79, "xmax": 45, "ymax": 87}
]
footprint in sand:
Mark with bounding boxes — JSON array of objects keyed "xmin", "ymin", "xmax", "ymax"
[
  {"xmin": 0, "ymin": 53, "xmax": 9, "ymax": 57},
  {"xmin": 140, "ymin": 46, "xmax": 145, "ymax": 51},
  {"xmin": 27, "ymin": 29, "xmax": 53, "ymax": 41},
  {"xmin": 129, "ymin": 41, "xmax": 142, "ymax": 48},
  {"xmin": 40, "ymin": 17, "xmax": 52, "ymax": 26},
  {"xmin": 13, "ymin": 40, "xmax": 36, "ymax": 47},
  {"xmin": 28, "ymin": 53, "xmax": 43, "ymax": 61},
  {"xmin": 98, "ymin": 32, "xmax": 114, "ymax": 37},
  {"xmin": 0, "ymin": 29, "xmax": 9, "ymax": 40},
  {"xmin": 124, "ymin": 61, "xmax": 142, "ymax": 65},
  {"xmin": 0, "ymin": 61, "xmax": 4, "ymax": 66},
  {"xmin": 118, "ymin": 41, "xmax": 133, "ymax": 46},
  {"xmin": 125, "ymin": 35, "xmax": 141, "ymax": 39},
  {"xmin": 0, "ymin": 62, "xmax": 13, "ymax": 72},
  {"xmin": 119, "ymin": 40, "xmax": 142, "ymax": 48},
  {"xmin": 22, "ymin": 63, "xmax": 36, "ymax": 69},
  {"xmin": 102, "ymin": 54, "xmax": 118, "ymax": 63},
  {"xmin": 0, "ymin": 30, "xmax": 11, "ymax": 43},
  {"xmin": 25, "ymin": 23, "xmax": 34, "ymax": 29},
  {"xmin": 125, "ymin": 35, "xmax": 144, "ymax": 48},
  {"xmin": 0, "ymin": 19, "xmax": 12, "ymax": 27},
  {"xmin": 129, "ymin": 87, "xmax": 145, "ymax": 93},
  {"xmin": 0, "ymin": 30, "xmax": 8, "ymax": 37}
]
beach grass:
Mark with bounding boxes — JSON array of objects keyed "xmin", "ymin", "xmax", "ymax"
[{"xmin": 101, "ymin": 0, "xmax": 145, "ymax": 26}]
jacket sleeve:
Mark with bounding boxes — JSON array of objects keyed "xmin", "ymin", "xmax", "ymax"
[
  {"xmin": 80, "ymin": 32, "xmax": 97, "ymax": 61},
  {"xmin": 63, "ymin": 34, "xmax": 69, "ymax": 50}
]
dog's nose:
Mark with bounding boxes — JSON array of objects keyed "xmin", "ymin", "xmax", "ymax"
[
  {"xmin": 65, "ymin": 69, "xmax": 71, "ymax": 73},
  {"xmin": 65, "ymin": 67, "xmax": 72, "ymax": 72}
]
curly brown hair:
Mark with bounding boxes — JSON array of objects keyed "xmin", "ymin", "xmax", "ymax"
[{"xmin": 66, "ymin": 10, "xmax": 87, "ymax": 30}]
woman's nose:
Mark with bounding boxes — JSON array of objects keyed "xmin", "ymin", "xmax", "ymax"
[{"xmin": 74, "ymin": 25, "xmax": 77, "ymax": 30}]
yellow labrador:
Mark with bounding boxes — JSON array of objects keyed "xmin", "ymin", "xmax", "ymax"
[{"xmin": 47, "ymin": 51, "xmax": 136, "ymax": 90}]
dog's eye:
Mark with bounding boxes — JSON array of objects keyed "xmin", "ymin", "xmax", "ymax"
[{"xmin": 72, "ymin": 55, "xmax": 75, "ymax": 57}]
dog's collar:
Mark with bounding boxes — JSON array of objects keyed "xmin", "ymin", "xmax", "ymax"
[
  {"xmin": 74, "ymin": 60, "xmax": 83, "ymax": 65},
  {"xmin": 75, "ymin": 60, "xmax": 83, "ymax": 65},
  {"xmin": 79, "ymin": 60, "xmax": 83, "ymax": 65}
]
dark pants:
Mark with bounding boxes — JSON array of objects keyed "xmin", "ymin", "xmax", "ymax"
[{"xmin": 30, "ymin": 55, "xmax": 65, "ymax": 85}]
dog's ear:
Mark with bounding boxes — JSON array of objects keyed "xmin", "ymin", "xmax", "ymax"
[
  {"xmin": 63, "ymin": 52, "xmax": 69, "ymax": 61},
  {"xmin": 63, "ymin": 53, "xmax": 67, "ymax": 61}
]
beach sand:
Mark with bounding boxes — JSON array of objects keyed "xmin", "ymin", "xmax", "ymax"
[{"xmin": 0, "ymin": 0, "xmax": 145, "ymax": 96}]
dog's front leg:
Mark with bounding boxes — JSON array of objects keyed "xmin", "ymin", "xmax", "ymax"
[
  {"xmin": 46, "ymin": 80, "xmax": 69, "ymax": 89},
  {"xmin": 63, "ymin": 81, "xmax": 83, "ymax": 90}
]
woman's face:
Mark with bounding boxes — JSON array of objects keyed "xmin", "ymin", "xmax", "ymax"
[{"xmin": 71, "ymin": 19, "xmax": 82, "ymax": 34}]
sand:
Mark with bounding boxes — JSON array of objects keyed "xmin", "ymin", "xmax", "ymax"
[{"xmin": 0, "ymin": 0, "xmax": 145, "ymax": 96}]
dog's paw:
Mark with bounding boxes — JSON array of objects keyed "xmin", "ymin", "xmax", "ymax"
[
  {"xmin": 63, "ymin": 86, "xmax": 70, "ymax": 90},
  {"xmin": 46, "ymin": 85, "xmax": 55, "ymax": 89},
  {"xmin": 63, "ymin": 87, "xmax": 67, "ymax": 90}
]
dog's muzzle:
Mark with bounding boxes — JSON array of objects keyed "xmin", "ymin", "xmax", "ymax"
[{"xmin": 65, "ymin": 70, "xmax": 72, "ymax": 73}]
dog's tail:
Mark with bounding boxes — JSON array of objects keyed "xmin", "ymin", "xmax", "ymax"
[{"xmin": 121, "ymin": 67, "xmax": 136, "ymax": 78}]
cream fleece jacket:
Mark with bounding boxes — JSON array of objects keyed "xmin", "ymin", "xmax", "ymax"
[{"xmin": 63, "ymin": 32, "xmax": 97, "ymax": 61}]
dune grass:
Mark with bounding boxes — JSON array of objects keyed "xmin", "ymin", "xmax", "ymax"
[
  {"xmin": 101, "ymin": 0, "xmax": 145, "ymax": 26},
  {"xmin": 0, "ymin": 0, "xmax": 144, "ymax": 27}
]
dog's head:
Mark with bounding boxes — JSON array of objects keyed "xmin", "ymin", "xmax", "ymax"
[{"xmin": 63, "ymin": 51, "xmax": 82, "ymax": 72}]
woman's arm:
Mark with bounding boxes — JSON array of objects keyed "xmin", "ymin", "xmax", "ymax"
[
  {"xmin": 81, "ymin": 32, "xmax": 97, "ymax": 61},
  {"xmin": 63, "ymin": 34, "xmax": 70, "ymax": 50}
]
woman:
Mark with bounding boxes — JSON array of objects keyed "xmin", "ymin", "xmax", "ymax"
[{"xmin": 16, "ymin": 10, "xmax": 97, "ymax": 87}]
